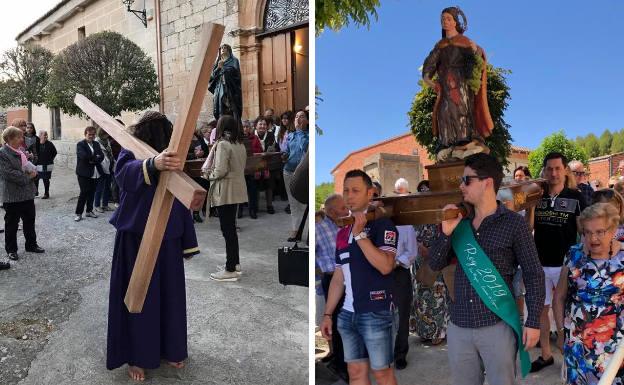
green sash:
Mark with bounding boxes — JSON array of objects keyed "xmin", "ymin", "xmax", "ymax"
[{"xmin": 451, "ymin": 219, "xmax": 531, "ymax": 378}]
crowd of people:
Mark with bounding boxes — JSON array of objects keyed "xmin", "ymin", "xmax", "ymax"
[
  {"xmin": 0, "ymin": 119, "xmax": 53, "ymax": 270},
  {"xmin": 317, "ymin": 152, "xmax": 624, "ymax": 385},
  {"xmin": 0, "ymin": 107, "xmax": 308, "ymax": 380}
]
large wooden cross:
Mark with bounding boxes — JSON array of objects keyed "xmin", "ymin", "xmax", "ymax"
[{"xmin": 74, "ymin": 23, "xmax": 225, "ymax": 313}]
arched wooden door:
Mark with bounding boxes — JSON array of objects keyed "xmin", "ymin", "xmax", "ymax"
[
  {"xmin": 259, "ymin": 0, "xmax": 308, "ymax": 116},
  {"xmin": 261, "ymin": 32, "xmax": 293, "ymax": 116}
]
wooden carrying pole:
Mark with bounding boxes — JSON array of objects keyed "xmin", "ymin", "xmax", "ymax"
[
  {"xmin": 334, "ymin": 180, "xmax": 545, "ymax": 228},
  {"xmin": 334, "ymin": 205, "xmax": 467, "ymax": 227},
  {"xmin": 123, "ymin": 22, "xmax": 225, "ymax": 313}
]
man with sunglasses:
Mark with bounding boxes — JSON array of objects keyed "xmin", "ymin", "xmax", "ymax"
[
  {"xmin": 429, "ymin": 153, "xmax": 545, "ymax": 385},
  {"xmin": 531, "ymin": 152, "xmax": 587, "ymax": 373},
  {"xmin": 569, "ymin": 160, "xmax": 594, "ymax": 205}
]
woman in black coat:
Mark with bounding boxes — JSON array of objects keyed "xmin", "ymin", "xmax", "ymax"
[
  {"xmin": 32, "ymin": 130, "xmax": 57, "ymax": 199},
  {"xmin": 74, "ymin": 126, "xmax": 104, "ymax": 221}
]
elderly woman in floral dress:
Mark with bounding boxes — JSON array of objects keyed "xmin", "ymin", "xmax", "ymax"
[
  {"xmin": 554, "ymin": 203, "xmax": 624, "ymax": 385},
  {"xmin": 409, "ymin": 180, "xmax": 450, "ymax": 345}
]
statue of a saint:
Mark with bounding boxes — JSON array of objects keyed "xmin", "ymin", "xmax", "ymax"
[
  {"xmin": 422, "ymin": 7, "xmax": 494, "ymax": 161},
  {"xmin": 208, "ymin": 44, "xmax": 243, "ymax": 121}
]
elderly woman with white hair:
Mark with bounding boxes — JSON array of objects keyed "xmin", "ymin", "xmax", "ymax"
[
  {"xmin": 553, "ymin": 203, "xmax": 624, "ymax": 385},
  {"xmin": 394, "ymin": 178, "xmax": 410, "ymax": 195},
  {"xmin": 0, "ymin": 126, "xmax": 45, "ymax": 268}
]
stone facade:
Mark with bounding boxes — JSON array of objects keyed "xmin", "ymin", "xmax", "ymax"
[
  {"xmin": 363, "ymin": 153, "xmax": 422, "ymax": 196},
  {"xmin": 331, "ymin": 132, "xmax": 530, "ymax": 193},
  {"xmin": 17, "ymin": 0, "xmax": 308, "ymax": 169},
  {"xmin": 159, "ymin": 0, "xmax": 239, "ymax": 124}
]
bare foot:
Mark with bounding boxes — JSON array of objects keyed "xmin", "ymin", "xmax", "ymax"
[
  {"xmin": 167, "ymin": 361, "xmax": 185, "ymax": 369},
  {"xmin": 127, "ymin": 365, "xmax": 145, "ymax": 381}
]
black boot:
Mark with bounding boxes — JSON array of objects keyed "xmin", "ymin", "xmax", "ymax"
[{"xmin": 193, "ymin": 212, "xmax": 203, "ymax": 223}]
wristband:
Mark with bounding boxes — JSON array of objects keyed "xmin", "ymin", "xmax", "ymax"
[{"xmin": 323, "ymin": 313, "xmax": 332, "ymax": 317}]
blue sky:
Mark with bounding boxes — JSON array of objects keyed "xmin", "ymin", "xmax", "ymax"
[{"xmin": 316, "ymin": 1, "xmax": 624, "ymax": 183}]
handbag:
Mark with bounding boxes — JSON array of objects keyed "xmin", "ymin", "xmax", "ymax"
[
  {"xmin": 278, "ymin": 206, "xmax": 309, "ymax": 287},
  {"xmin": 201, "ymin": 141, "xmax": 218, "ymax": 179}
]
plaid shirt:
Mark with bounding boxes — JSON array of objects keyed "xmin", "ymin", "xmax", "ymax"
[
  {"xmin": 315, "ymin": 216, "xmax": 339, "ymax": 273},
  {"xmin": 429, "ymin": 202, "xmax": 545, "ymax": 329}
]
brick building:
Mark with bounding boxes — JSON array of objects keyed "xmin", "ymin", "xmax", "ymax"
[
  {"xmin": 330, "ymin": 132, "xmax": 531, "ymax": 193},
  {"xmin": 14, "ymin": 0, "xmax": 308, "ymax": 166},
  {"xmin": 588, "ymin": 152, "xmax": 624, "ymax": 188}
]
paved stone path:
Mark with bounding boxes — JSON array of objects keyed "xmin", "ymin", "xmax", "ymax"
[
  {"xmin": 314, "ymin": 305, "xmax": 564, "ymax": 384},
  {"xmin": 0, "ymin": 165, "xmax": 308, "ymax": 384}
]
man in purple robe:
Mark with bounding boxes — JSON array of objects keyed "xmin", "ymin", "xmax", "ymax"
[{"xmin": 106, "ymin": 111, "xmax": 199, "ymax": 381}]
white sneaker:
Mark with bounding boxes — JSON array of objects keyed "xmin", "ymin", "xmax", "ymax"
[
  {"xmin": 74, "ymin": 215, "xmax": 82, "ymax": 222},
  {"xmin": 216, "ymin": 264, "xmax": 242, "ymax": 275},
  {"xmin": 210, "ymin": 269, "xmax": 239, "ymax": 282},
  {"xmin": 85, "ymin": 211, "xmax": 98, "ymax": 218},
  {"xmin": 94, "ymin": 207, "xmax": 104, "ymax": 213}
]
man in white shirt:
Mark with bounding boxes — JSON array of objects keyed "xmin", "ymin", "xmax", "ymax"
[{"xmin": 393, "ymin": 178, "xmax": 418, "ymax": 369}]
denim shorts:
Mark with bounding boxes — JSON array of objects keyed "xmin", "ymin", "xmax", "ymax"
[{"xmin": 336, "ymin": 309, "xmax": 398, "ymax": 370}]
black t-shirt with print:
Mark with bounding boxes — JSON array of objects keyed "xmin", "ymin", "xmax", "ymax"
[{"xmin": 534, "ymin": 187, "xmax": 587, "ymax": 267}]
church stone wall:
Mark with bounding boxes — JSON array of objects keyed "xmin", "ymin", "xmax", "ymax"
[
  {"xmin": 19, "ymin": 0, "xmax": 274, "ymax": 167},
  {"xmin": 160, "ymin": 0, "xmax": 241, "ymax": 124}
]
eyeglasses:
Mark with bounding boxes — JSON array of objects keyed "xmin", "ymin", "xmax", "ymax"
[
  {"xmin": 582, "ymin": 228, "xmax": 612, "ymax": 239},
  {"xmin": 573, "ymin": 171, "xmax": 588, "ymax": 176},
  {"xmin": 460, "ymin": 175, "xmax": 487, "ymax": 186}
]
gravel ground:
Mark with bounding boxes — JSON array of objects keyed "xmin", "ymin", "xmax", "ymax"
[
  {"xmin": 315, "ymin": 318, "xmax": 564, "ymax": 385},
  {"xmin": 0, "ymin": 165, "xmax": 308, "ymax": 385}
]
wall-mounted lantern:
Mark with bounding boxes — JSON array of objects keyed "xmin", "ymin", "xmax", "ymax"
[{"xmin": 122, "ymin": 0, "xmax": 147, "ymax": 28}]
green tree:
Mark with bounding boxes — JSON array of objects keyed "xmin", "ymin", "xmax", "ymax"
[
  {"xmin": 611, "ymin": 129, "xmax": 624, "ymax": 154},
  {"xmin": 315, "ymin": 86, "xmax": 323, "ymax": 135},
  {"xmin": 316, "ymin": 0, "xmax": 380, "ymax": 35},
  {"xmin": 527, "ymin": 131, "xmax": 588, "ymax": 178},
  {"xmin": 46, "ymin": 31, "xmax": 159, "ymax": 117},
  {"xmin": 408, "ymin": 65, "xmax": 513, "ymax": 167},
  {"xmin": 583, "ymin": 133, "xmax": 600, "ymax": 158},
  {"xmin": 575, "ymin": 135, "xmax": 586, "ymax": 155},
  {"xmin": 316, "ymin": 182, "xmax": 335, "ymax": 211},
  {"xmin": 0, "ymin": 45, "xmax": 54, "ymax": 120},
  {"xmin": 598, "ymin": 129, "xmax": 613, "ymax": 156}
]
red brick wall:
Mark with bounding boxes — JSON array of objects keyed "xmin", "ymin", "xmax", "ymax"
[
  {"xmin": 610, "ymin": 153, "xmax": 624, "ymax": 176},
  {"xmin": 332, "ymin": 132, "xmax": 531, "ymax": 193},
  {"xmin": 589, "ymin": 158, "xmax": 610, "ymax": 189},
  {"xmin": 331, "ymin": 134, "xmax": 434, "ymax": 193},
  {"xmin": 6, "ymin": 109, "xmax": 28, "ymax": 126},
  {"xmin": 585, "ymin": 153, "xmax": 624, "ymax": 189}
]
